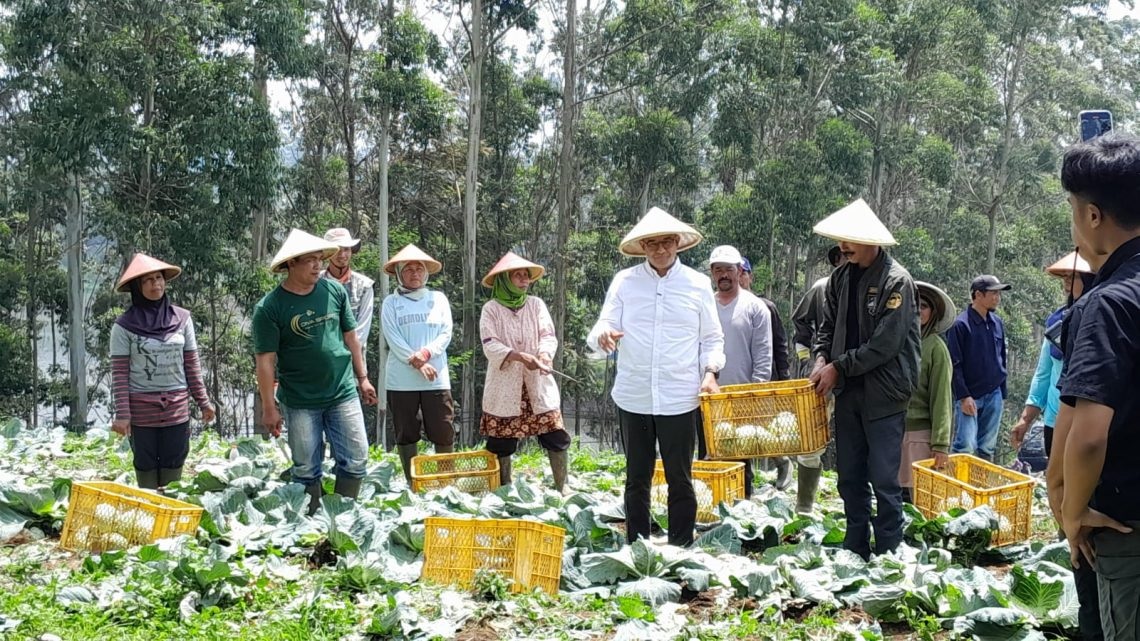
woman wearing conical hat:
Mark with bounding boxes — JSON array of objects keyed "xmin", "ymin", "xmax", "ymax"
[
  {"xmin": 478, "ymin": 252, "xmax": 571, "ymax": 492},
  {"xmin": 899, "ymin": 281, "xmax": 955, "ymax": 502},
  {"xmin": 1010, "ymin": 250, "xmax": 1096, "ymax": 460},
  {"xmin": 380, "ymin": 244, "xmax": 455, "ymax": 483},
  {"xmin": 110, "ymin": 253, "xmax": 215, "ymax": 490}
]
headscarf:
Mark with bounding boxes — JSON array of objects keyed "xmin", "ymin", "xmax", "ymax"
[
  {"xmin": 396, "ymin": 261, "xmax": 428, "ymax": 301},
  {"xmin": 1048, "ymin": 268, "xmax": 1096, "ymax": 360},
  {"xmin": 918, "ymin": 289, "xmax": 944, "ymax": 339},
  {"xmin": 114, "ymin": 277, "xmax": 190, "ymax": 341},
  {"xmin": 492, "ymin": 272, "xmax": 527, "ymax": 310}
]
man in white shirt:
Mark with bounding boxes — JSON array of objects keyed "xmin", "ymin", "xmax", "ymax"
[
  {"xmin": 702, "ymin": 245, "xmax": 772, "ymax": 498},
  {"xmin": 588, "ymin": 207, "xmax": 725, "ymax": 547},
  {"xmin": 322, "ymin": 228, "xmax": 376, "ymax": 348}
]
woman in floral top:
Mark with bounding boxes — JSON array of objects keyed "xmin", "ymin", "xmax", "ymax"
[{"xmin": 479, "ymin": 252, "xmax": 570, "ymax": 491}]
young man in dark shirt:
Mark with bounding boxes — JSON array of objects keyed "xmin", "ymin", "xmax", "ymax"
[{"xmin": 1049, "ymin": 133, "xmax": 1140, "ymax": 641}]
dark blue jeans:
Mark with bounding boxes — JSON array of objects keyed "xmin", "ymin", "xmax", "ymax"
[{"xmin": 834, "ymin": 381, "xmax": 905, "ymax": 559}]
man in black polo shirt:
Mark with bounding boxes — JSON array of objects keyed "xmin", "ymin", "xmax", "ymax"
[{"xmin": 1050, "ymin": 133, "xmax": 1140, "ymax": 641}]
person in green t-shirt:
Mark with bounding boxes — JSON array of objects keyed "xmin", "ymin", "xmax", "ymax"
[{"xmin": 253, "ymin": 229, "xmax": 378, "ymax": 514}]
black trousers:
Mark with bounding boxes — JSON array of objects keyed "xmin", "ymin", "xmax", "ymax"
[
  {"xmin": 695, "ymin": 418, "xmax": 755, "ymax": 498},
  {"xmin": 485, "ymin": 430, "xmax": 572, "ymax": 457},
  {"xmin": 834, "ymin": 381, "xmax": 905, "ymax": 559},
  {"xmin": 620, "ymin": 408, "xmax": 697, "ymax": 547},
  {"xmin": 130, "ymin": 422, "xmax": 191, "ymax": 471},
  {"xmin": 1076, "ymin": 557, "xmax": 1103, "ymax": 641}
]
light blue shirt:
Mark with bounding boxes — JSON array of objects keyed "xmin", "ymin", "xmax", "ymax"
[
  {"xmin": 1025, "ymin": 338, "xmax": 1062, "ymax": 428},
  {"xmin": 381, "ymin": 290, "xmax": 452, "ymax": 391}
]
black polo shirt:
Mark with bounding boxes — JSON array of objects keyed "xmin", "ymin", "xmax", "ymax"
[{"xmin": 1059, "ymin": 235, "xmax": 1140, "ymax": 521}]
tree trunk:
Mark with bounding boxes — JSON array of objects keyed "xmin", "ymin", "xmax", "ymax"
[
  {"xmin": 460, "ymin": 0, "xmax": 485, "ymax": 446},
  {"xmin": 210, "ymin": 291, "xmax": 223, "ymax": 435},
  {"xmin": 251, "ymin": 47, "xmax": 270, "ymax": 262},
  {"xmin": 376, "ymin": 0, "xmax": 395, "ymax": 449},
  {"xmin": 552, "ymin": 0, "xmax": 577, "ymax": 374},
  {"xmin": 251, "ymin": 47, "xmax": 269, "ymax": 438},
  {"xmin": 25, "ymin": 196, "xmax": 40, "ymax": 428},
  {"xmin": 65, "ymin": 172, "xmax": 88, "ymax": 433}
]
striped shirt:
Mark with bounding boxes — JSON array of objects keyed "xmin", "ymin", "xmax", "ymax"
[{"xmin": 110, "ymin": 321, "xmax": 211, "ymax": 427}]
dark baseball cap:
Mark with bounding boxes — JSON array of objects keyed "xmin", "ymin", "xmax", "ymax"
[
  {"xmin": 970, "ymin": 275, "xmax": 1012, "ymax": 293},
  {"xmin": 741, "ymin": 257, "xmax": 752, "ymax": 273}
]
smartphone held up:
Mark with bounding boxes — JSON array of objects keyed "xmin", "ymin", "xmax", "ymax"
[{"xmin": 1079, "ymin": 109, "xmax": 1113, "ymax": 141}]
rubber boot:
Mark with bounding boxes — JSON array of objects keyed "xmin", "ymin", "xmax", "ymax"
[
  {"xmin": 796, "ymin": 464, "xmax": 822, "ymax": 515},
  {"xmin": 774, "ymin": 458, "xmax": 793, "ymax": 491},
  {"xmin": 498, "ymin": 456, "xmax": 512, "ymax": 487},
  {"xmin": 398, "ymin": 444, "xmax": 418, "ymax": 484},
  {"xmin": 305, "ymin": 482, "xmax": 323, "ymax": 516},
  {"xmin": 547, "ymin": 449, "xmax": 568, "ymax": 493},
  {"xmin": 434, "ymin": 442, "xmax": 454, "ymax": 454},
  {"xmin": 333, "ymin": 476, "xmax": 362, "ymax": 500},
  {"xmin": 158, "ymin": 467, "xmax": 183, "ymax": 488},
  {"xmin": 136, "ymin": 468, "xmax": 159, "ymax": 490}
]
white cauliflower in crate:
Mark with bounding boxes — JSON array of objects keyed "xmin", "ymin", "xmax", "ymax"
[
  {"xmin": 455, "ymin": 476, "xmax": 487, "ymax": 493},
  {"xmin": 769, "ymin": 412, "xmax": 801, "ymax": 450},
  {"xmin": 734, "ymin": 425, "xmax": 759, "ymax": 456}
]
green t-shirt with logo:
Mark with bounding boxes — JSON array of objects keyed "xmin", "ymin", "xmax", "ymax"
[{"xmin": 252, "ymin": 279, "xmax": 359, "ymax": 409}]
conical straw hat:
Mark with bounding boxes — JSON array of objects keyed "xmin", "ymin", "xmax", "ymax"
[
  {"xmin": 812, "ymin": 199, "xmax": 897, "ymax": 247},
  {"xmin": 482, "ymin": 252, "xmax": 545, "ymax": 287},
  {"xmin": 383, "ymin": 244, "xmax": 442, "ymax": 276},
  {"xmin": 916, "ymin": 281, "xmax": 956, "ymax": 335},
  {"xmin": 619, "ymin": 207, "xmax": 704, "ymax": 257},
  {"xmin": 1046, "ymin": 250, "xmax": 1093, "ymax": 276},
  {"xmin": 115, "ymin": 253, "xmax": 182, "ymax": 292},
  {"xmin": 269, "ymin": 229, "xmax": 339, "ymax": 273}
]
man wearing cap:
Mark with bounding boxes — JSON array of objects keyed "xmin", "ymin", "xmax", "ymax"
[
  {"xmin": 787, "ymin": 245, "xmax": 847, "ymax": 514},
  {"xmin": 321, "ymin": 228, "xmax": 375, "ymax": 348},
  {"xmin": 945, "ymin": 275, "xmax": 1011, "ymax": 461},
  {"xmin": 701, "ymin": 245, "xmax": 772, "ymax": 498},
  {"xmin": 253, "ymin": 229, "xmax": 378, "ymax": 514},
  {"xmin": 1049, "ymin": 134, "xmax": 1140, "ymax": 641},
  {"xmin": 740, "ymin": 258, "xmax": 791, "ymax": 382},
  {"xmin": 809, "ymin": 199, "xmax": 921, "ymax": 559},
  {"xmin": 588, "ymin": 206, "xmax": 725, "ymax": 547}
]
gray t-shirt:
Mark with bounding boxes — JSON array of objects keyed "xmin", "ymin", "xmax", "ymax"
[
  {"xmin": 109, "ymin": 321, "xmax": 197, "ymax": 392},
  {"xmin": 716, "ymin": 290, "xmax": 773, "ymax": 385}
]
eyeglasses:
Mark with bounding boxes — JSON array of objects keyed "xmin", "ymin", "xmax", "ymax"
[{"xmin": 641, "ymin": 237, "xmax": 678, "ymax": 251}]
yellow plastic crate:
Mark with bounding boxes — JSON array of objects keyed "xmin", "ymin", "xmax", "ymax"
[
  {"xmin": 411, "ymin": 450, "xmax": 500, "ymax": 494},
  {"xmin": 700, "ymin": 379, "xmax": 829, "ymax": 459},
  {"xmin": 60, "ymin": 481, "xmax": 203, "ymax": 553},
  {"xmin": 422, "ymin": 517, "xmax": 565, "ymax": 594},
  {"xmin": 912, "ymin": 454, "xmax": 1035, "ymax": 547},
  {"xmin": 651, "ymin": 460, "xmax": 745, "ymax": 524}
]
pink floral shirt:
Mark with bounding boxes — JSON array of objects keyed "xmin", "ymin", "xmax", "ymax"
[{"xmin": 480, "ymin": 297, "xmax": 561, "ymax": 417}]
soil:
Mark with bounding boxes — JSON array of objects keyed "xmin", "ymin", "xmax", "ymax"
[{"xmin": 454, "ymin": 619, "xmax": 501, "ymax": 641}]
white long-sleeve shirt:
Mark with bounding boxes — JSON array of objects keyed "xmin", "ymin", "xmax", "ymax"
[
  {"xmin": 717, "ymin": 289, "xmax": 773, "ymax": 385},
  {"xmin": 587, "ymin": 260, "xmax": 725, "ymax": 415},
  {"xmin": 381, "ymin": 290, "xmax": 452, "ymax": 391}
]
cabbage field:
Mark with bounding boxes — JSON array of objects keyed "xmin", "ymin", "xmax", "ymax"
[{"xmin": 0, "ymin": 420, "xmax": 1077, "ymax": 641}]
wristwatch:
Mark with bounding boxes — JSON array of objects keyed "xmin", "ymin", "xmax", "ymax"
[{"xmin": 703, "ymin": 366, "xmax": 720, "ymax": 380}]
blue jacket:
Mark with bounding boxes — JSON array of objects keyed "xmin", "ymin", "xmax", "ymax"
[{"xmin": 945, "ymin": 306, "xmax": 1007, "ymax": 401}]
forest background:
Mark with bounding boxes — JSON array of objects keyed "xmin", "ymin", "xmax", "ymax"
[{"xmin": 2, "ymin": 0, "xmax": 1138, "ymax": 454}]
